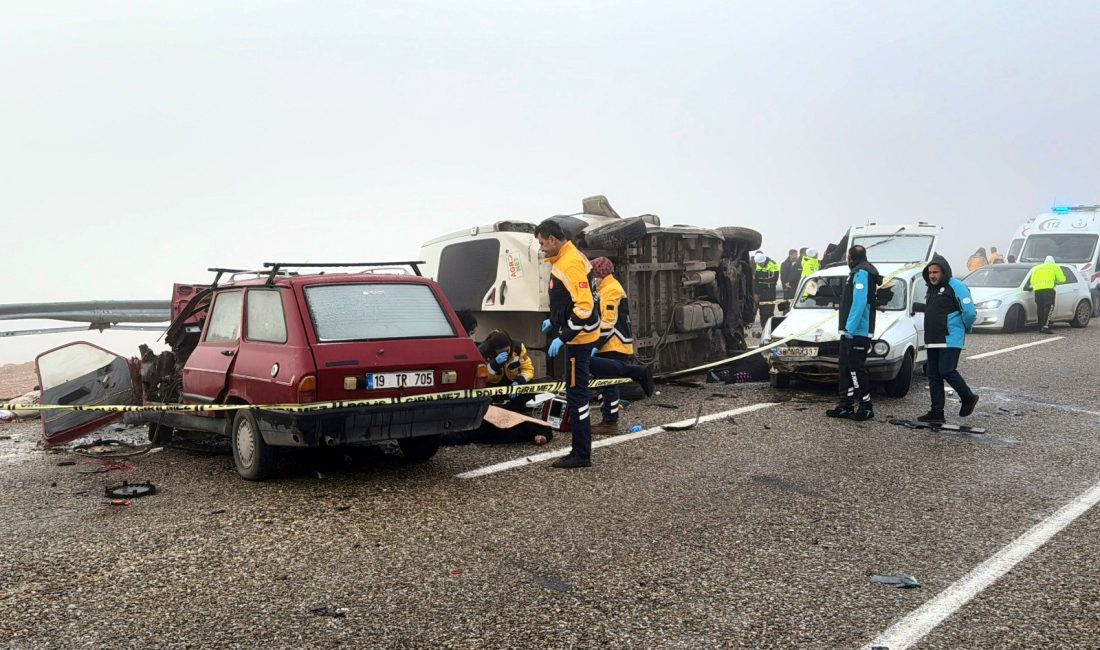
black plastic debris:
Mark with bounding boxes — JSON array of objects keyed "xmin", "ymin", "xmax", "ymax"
[
  {"xmin": 871, "ymin": 574, "xmax": 921, "ymax": 589},
  {"xmin": 310, "ymin": 604, "xmax": 348, "ymax": 618},
  {"xmin": 104, "ymin": 481, "xmax": 156, "ymax": 499}
]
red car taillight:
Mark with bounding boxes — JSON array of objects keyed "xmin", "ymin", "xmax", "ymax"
[
  {"xmin": 475, "ymin": 363, "xmax": 488, "ymax": 388},
  {"xmin": 297, "ymin": 375, "xmax": 317, "ymax": 403}
]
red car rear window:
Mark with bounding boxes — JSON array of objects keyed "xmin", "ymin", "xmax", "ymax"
[{"xmin": 304, "ymin": 283, "xmax": 457, "ymax": 342}]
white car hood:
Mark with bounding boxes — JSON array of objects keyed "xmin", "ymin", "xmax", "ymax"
[{"xmin": 772, "ymin": 309, "xmax": 905, "ymax": 342}]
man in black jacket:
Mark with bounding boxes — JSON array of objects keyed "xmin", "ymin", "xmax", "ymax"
[
  {"xmin": 825, "ymin": 245, "xmax": 881, "ymax": 421},
  {"xmin": 779, "ymin": 249, "xmax": 801, "ymax": 312}
]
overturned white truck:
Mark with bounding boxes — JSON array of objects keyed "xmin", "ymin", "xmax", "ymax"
[{"xmin": 419, "ymin": 196, "xmax": 761, "ymax": 377}]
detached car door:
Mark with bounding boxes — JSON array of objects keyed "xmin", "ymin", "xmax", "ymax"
[
  {"xmin": 182, "ymin": 289, "xmax": 243, "ymax": 404},
  {"xmin": 35, "ymin": 342, "xmax": 138, "ymax": 445}
]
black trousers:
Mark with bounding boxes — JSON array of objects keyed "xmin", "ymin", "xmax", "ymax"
[
  {"xmin": 926, "ymin": 347, "xmax": 974, "ymax": 413},
  {"xmin": 590, "ymin": 351, "xmax": 644, "ymax": 422},
  {"xmin": 564, "ymin": 343, "xmax": 594, "ymax": 460},
  {"xmin": 1035, "ymin": 288, "xmax": 1055, "ymax": 327},
  {"xmin": 838, "ymin": 336, "xmax": 872, "ymax": 408}
]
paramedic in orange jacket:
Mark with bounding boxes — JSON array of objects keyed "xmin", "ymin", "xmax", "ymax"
[
  {"xmin": 536, "ymin": 219, "xmax": 600, "ymax": 469},
  {"xmin": 587, "ymin": 257, "xmax": 655, "ymax": 435}
]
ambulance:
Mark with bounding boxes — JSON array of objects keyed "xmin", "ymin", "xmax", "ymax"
[{"xmin": 1017, "ymin": 205, "xmax": 1100, "ymax": 316}]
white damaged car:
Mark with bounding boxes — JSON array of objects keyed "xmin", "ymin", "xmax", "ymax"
[{"xmin": 760, "ymin": 223, "xmax": 942, "ymax": 398}]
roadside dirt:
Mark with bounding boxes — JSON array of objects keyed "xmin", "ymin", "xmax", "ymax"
[{"xmin": 0, "ymin": 361, "xmax": 37, "ymax": 399}]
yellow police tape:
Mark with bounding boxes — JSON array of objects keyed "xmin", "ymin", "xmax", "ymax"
[
  {"xmin": 0, "ymin": 378, "xmax": 635, "ymax": 414},
  {"xmin": 1, "ymin": 263, "xmax": 923, "ymax": 414}
]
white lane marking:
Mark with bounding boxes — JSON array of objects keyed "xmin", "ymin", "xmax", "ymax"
[
  {"xmin": 864, "ymin": 477, "xmax": 1100, "ymax": 650},
  {"xmin": 966, "ymin": 336, "xmax": 1064, "ymax": 360},
  {"xmin": 455, "ymin": 402, "xmax": 777, "ymax": 479}
]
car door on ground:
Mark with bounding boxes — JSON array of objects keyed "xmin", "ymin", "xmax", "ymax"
[
  {"xmin": 35, "ymin": 342, "xmax": 136, "ymax": 444},
  {"xmin": 182, "ymin": 289, "xmax": 242, "ymax": 404}
]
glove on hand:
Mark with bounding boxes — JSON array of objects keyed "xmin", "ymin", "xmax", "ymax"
[{"xmin": 548, "ymin": 338, "xmax": 564, "ymax": 358}]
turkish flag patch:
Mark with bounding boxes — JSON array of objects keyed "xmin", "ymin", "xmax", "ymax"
[{"xmin": 578, "ymin": 282, "xmax": 589, "ymax": 289}]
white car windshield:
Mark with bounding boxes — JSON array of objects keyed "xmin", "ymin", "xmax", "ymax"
[
  {"xmin": 851, "ymin": 235, "xmax": 935, "ymax": 263},
  {"xmin": 1019, "ymin": 234, "xmax": 1098, "ymax": 263},
  {"xmin": 795, "ymin": 277, "xmax": 907, "ymax": 310},
  {"xmin": 964, "ymin": 266, "xmax": 1030, "ymax": 288}
]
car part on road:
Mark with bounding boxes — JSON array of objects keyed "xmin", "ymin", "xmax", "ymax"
[
  {"xmin": 310, "ymin": 604, "xmax": 348, "ymax": 618},
  {"xmin": 871, "ymin": 574, "xmax": 922, "ymax": 588},
  {"xmin": 104, "ymin": 481, "xmax": 156, "ymax": 499},
  {"xmin": 887, "ymin": 419, "xmax": 987, "ymax": 435}
]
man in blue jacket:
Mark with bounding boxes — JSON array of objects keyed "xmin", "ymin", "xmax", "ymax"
[
  {"xmin": 916, "ymin": 255, "xmax": 979, "ymax": 423},
  {"xmin": 826, "ymin": 245, "xmax": 881, "ymax": 421}
]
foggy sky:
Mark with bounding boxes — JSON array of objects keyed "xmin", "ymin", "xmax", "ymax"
[{"xmin": 2, "ymin": 1, "xmax": 1098, "ymax": 364}]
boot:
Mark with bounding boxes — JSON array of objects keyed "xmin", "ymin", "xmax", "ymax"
[
  {"xmin": 639, "ymin": 364, "xmax": 656, "ymax": 398},
  {"xmin": 849, "ymin": 403, "xmax": 874, "ymax": 421},
  {"xmin": 551, "ymin": 454, "xmax": 592, "ymax": 469},
  {"xmin": 591, "ymin": 420, "xmax": 621, "ymax": 436},
  {"xmin": 959, "ymin": 394, "xmax": 979, "ymax": 418},
  {"xmin": 917, "ymin": 410, "xmax": 946, "ymax": 423},
  {"xmin": 825, "ymin": 405, "xmax": 853, "ymax": 418}
]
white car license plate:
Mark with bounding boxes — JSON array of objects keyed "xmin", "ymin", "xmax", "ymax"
[
  {"xmin": 366, "ymin": 370, "xmax": 434, "ymax": 389},
  {"xmin": 777, "ymin": 346, "xmax": 819, "ymax": 357}
]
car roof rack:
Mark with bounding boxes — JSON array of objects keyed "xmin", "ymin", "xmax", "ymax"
[
  {"xmin": 261, "ymin": 261, "xmax": 425, "ymax": 285},
  {"xmin": 207, "ymin": 268, "xmax": 250, "ymax": 287}
]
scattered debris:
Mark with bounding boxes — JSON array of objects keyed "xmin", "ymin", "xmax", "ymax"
[
  {"xmin": 664, "ymin": 404, "xmax": 706, "ymax": 431},
  {"xmin": 888, "ymin": 419, "xmax": 987, "ymax": 435},
  {"xmin": 77, "ymin": 459, "xmax": 135, "ymax": 475},
  {"xmin": 209, "ymin": 509, "xmax": 227, "ymax": 515},
  {"xmin": 334, "ymin": 505, "xmax": 351, "ymax": 512},
  {"xmin": 652, "ymin": 403, "xmax": 680, "ymax": 410},
  {"xmin": 668, "ymin": 379, "xmax": 706, "ymax": 389},
  {"xmin": 449, "ymin": 569, "xmax": 464, "ymax": 576},
  {"xmin": 57, "ymin": 460, "xmax": 76, "ymax": 466},
  {"xmin": 628, "ymin": 425, "xmax": 644, "ymax": 433},
  {"xmin": 310, "ymin": 604, "xmax": 348, "ymax": 618},
  {"xmin": 871, "ymin": 574, "xmax": 921, "ymax": 589},
  {"xmin": 105, "ymin": 481, "xmax": 156, "ymax": 499},
  {"xmin": 107, "ymin": 499, "xmax": 133, "ymax": 507},
  {"xmin": 532, "ymin": 574, "xmax": 574, "ymax": 593}
]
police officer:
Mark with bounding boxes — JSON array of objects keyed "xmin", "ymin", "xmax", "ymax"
[
  {"xmin": 587, "ymin": 257, "xmax": 654, "ymax": 435},
  {"xmin": 1031, "ymin": 255, "xmax": 1066, "ymax": 334},
  {"xmin": 535, "ymin": 219, "xmax": 601, "ymax": 469},
  {"xmin": 825, "ymin": 245, "xmax": 881, "ymax": 421},
  {"xmin": 753, "ymin": 253, "xmax": 781, "ymax": 326},
  {"xmin": 801, "ymin": 248, "xmax": 820, "ymax": 278}
]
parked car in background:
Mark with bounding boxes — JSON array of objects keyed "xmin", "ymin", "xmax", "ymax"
[
  {"xmin": 35, "ymin": 263, "xmax": 491, "ymax": 480},
  {"xmin": 965, "ymin": 263, "xmax": 1092, "ymax": 332}
]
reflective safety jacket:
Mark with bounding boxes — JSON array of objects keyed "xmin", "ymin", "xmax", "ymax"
[
  {"xmin": 595, "ymin": 274, "xmax": 634, "ymax": 355},
  {"xmin": 966, "ymin": 255, "xmax": 988, "ymax": 273},
  {"xmin": 545, "ymin": 241, "xmax": 600, "ymax": 346},
  {"xmin": 754, "ymin": 259, "xmax": 780, "ymax": 300},
  {"xmin": 801, "ymin": 256, "xmax": 820, "ymax": 278},
  {"xmin": 1030, "ymin": 261, "xmax": 1066, "ymax": 291},
  {"xmin": 478, "ymin": 339, "xmax": 535, "ymax": 385}
]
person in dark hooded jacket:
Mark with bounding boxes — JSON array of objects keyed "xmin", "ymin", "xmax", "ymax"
[
  {"xmin": 826, "ymin": 245, "xmax": 881, "ymax": 421},
  {"xmin": 915, "ymin": 255, "xmax": 979, "ymax": 422}
]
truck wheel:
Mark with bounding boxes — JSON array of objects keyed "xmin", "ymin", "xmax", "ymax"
[
  {"xmin": 147, "ymin": 422, "xmax": 174, "ymax": 445},
  {"xmin": 583, "ymin": 217, "xmax": 648, "ymax": 250},
  {"xmin": 232, "ymin": 409, "xmax": 277, "ymax": 481},
  {"xmin": 1002, "ymin": 305, "xmax": 1025, "ymax": 333},
  {"xmin": 883, "ymin": 351, "xmax": 914, "ymax": 398},
  {"xmin": 716, "ymin": 226, "xmax": 763, "ymax": 250},
  {"xmin": 769, "ymin": 372, "xmax": 792, "ymax": 389},
  {"xmin": 398, "ymin": 434, "xmax": 443, "ymax": 462},
  {"xmin": 1069, "ymin": 300, "xmax": 1091, "ymax": 328}
]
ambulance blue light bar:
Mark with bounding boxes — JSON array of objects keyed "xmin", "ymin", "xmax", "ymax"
[{"xmin": 1052, "ymin": 206, "xmax": 1071, "ymax": 214}]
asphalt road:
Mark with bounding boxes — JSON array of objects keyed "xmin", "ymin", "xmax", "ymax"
[{"xmin": 1, "ymin": 323, "xmax": 1098, "ymax": 649}]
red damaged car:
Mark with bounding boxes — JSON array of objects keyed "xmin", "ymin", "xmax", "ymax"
[{"xmin": 36, "ymin": 262, "xmax": 491, "ymax": 480}]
